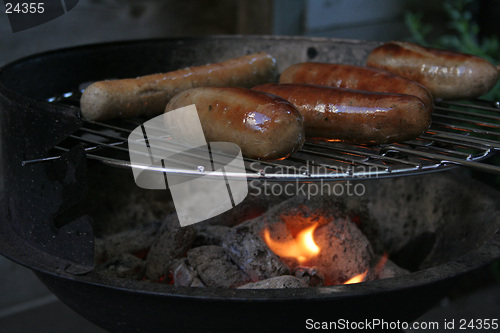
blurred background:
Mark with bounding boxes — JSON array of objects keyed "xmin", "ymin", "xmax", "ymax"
[
  {"xmin": 1, "ymin": 0, "xmax": 498, "ymax": 69},
  {"xmin": 1, "ymin": 0, "xmax": 499, "ymax": 332}
]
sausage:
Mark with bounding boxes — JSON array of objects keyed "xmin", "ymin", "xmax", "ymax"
[
  {"xmin": 80, "ymin": 52, "xmax": 277, "ymax": 121},
  {"xmin": 253, "ymin": 83, "xmax": 431, "ymax": 144},
  {"xmin": 366, "ymin": 41, "xmax": 499, "ymax": 100},
  {"xmin": 279, "ymin": 62, "xmax": 434, "ymax": 110},
  {"xmin": 164, "ymin": 87, "xmax": 305, "ymax": 160}
]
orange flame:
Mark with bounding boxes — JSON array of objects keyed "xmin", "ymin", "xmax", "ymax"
[
  {"xmin": 342, "ymin": 253, "xmax": 388, "ymax": 285},
  {"xmin": 263, "ymin": 223, "xmax": 320, "ymax": 264},
  {"xmin": 343, "ymin": 270, "xmax": 368, "ymax": 285}
]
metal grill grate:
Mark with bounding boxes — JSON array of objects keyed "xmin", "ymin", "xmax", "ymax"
[{"xmin": 24, "ymin": 90, "xmax": 500, "ymax": 181}]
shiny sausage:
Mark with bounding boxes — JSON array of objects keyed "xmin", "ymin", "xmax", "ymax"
[
  {"xmin": 279, "ymin": 62, "xmax": 434, "ymax": 110},
  {"xmin": 366, "ymin": 41, "xmax": 499, "ymax": 100},
  {"xmin": 81, "ymin": 52, "xmax": 277, "ymax": 121},
  {"xmin": 164, "ymin": 87, "xmax": 305, "ymax": 160},
  {"xmin": 253, "ymin": 83, "xmax": 431, "ymax": 144}
]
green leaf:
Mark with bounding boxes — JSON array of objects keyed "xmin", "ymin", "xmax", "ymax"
[{"xmin": 405, "ymin": 0, "xmax": 500, "ymax": 102}]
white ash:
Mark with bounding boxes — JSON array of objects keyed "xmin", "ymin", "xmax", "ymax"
[
  {"xmin": 238, "ymin": 276, "xmax": 308, "ymax": 289},
  {"xmin": 95, "ymin": 220, "xmax": 161, "ymax": 262},
  {"xmin": 172, "ymin": 258, "xmax": 198, "ymax": 287},
  {"xmin": 222, "ymin": 225, "xmax": 290, "ymax": 281},
  {"xmin": 190, "ymin": 277, "xmax": 206, "ymax": 288},
  {"xmin": 377, "ymin": 258, "xmax": 411, "ymax": 279},
  {"xmin": 186, "ymin": 245, "xmax": 251, "ymax": 288},
  {"xmin": 293, "ymin": 267, "xmax": 325, "ymax": 287},
  {"xmin": 144, "ymin": 214, "xmax": 197, "ymax": 281},
  {"xmin": 192, "ymin": 225, "xmax": 229, "ymax": 247},
  {"xmin": 99, "ymin": 253, "xmax": 145, "ymax": 280}
]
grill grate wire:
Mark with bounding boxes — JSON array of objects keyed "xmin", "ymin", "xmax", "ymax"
[{"xmin": 23, "ymin": 91, "xmax": 500, "ymax": 181}]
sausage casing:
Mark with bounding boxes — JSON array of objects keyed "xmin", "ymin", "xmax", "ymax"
[
  {"xmin": 81, "ymin": 52, "xmax": 277, "ymax": 121},
  {"xmin": 366, "ymin": 41, "xmax": 499, "ymax": 100},
  {"xmin": 279, "ymin": 62, "xmax": 434, "ymax": 110},
  {"xmin": 164, "ymin": 87, "xmax": 305, "ymax": 160},
  {"xmin": 253, "ymin": 83, "xmax": 431, "ymax": 144}
]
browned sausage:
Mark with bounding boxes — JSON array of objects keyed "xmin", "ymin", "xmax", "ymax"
[
  {"xmin": 81, "ymin": 52, "xmax": 277, "ymax": 121},
  {"xmin": 164, "ymin": 87, "xmax": 305, "ymax": 160},
  {"xmin": 279, "ymin": 62, "xmax": 434, "ymax": 110},
  {"xmin": 366, "ymin": 41, "xmax": 499, "ymax": 100},
  {"xmin": 253, "ymin": 83, "xmax": 430, "ymax": 144}
]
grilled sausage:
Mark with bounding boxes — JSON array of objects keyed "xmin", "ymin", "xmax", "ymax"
[
  {"xmin": 80, "ymin": 52, "xmax": 277, "ymax": 121},
  {"xmin": 253, "ymin": 83, "xmax": 430, "ymax": 144},
  {"xmin": 366, "ymin": 41, "xmax": 499, "ymax": 100},
  {"xmin": 279, "ymin": 62, "xmax": 434, "ymax": 110},
  {"xmin": 164, "ymin": 87, "xmax": 305, "ymax": 160}
]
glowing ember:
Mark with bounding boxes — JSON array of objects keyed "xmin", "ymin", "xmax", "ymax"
[
  {"xmin": 343, "ymin": 270, "xmax": 368, "ymax": 285},
  {"xmin": 263, "ymin": 223, "xmax": 320, "ymax": 264}
]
